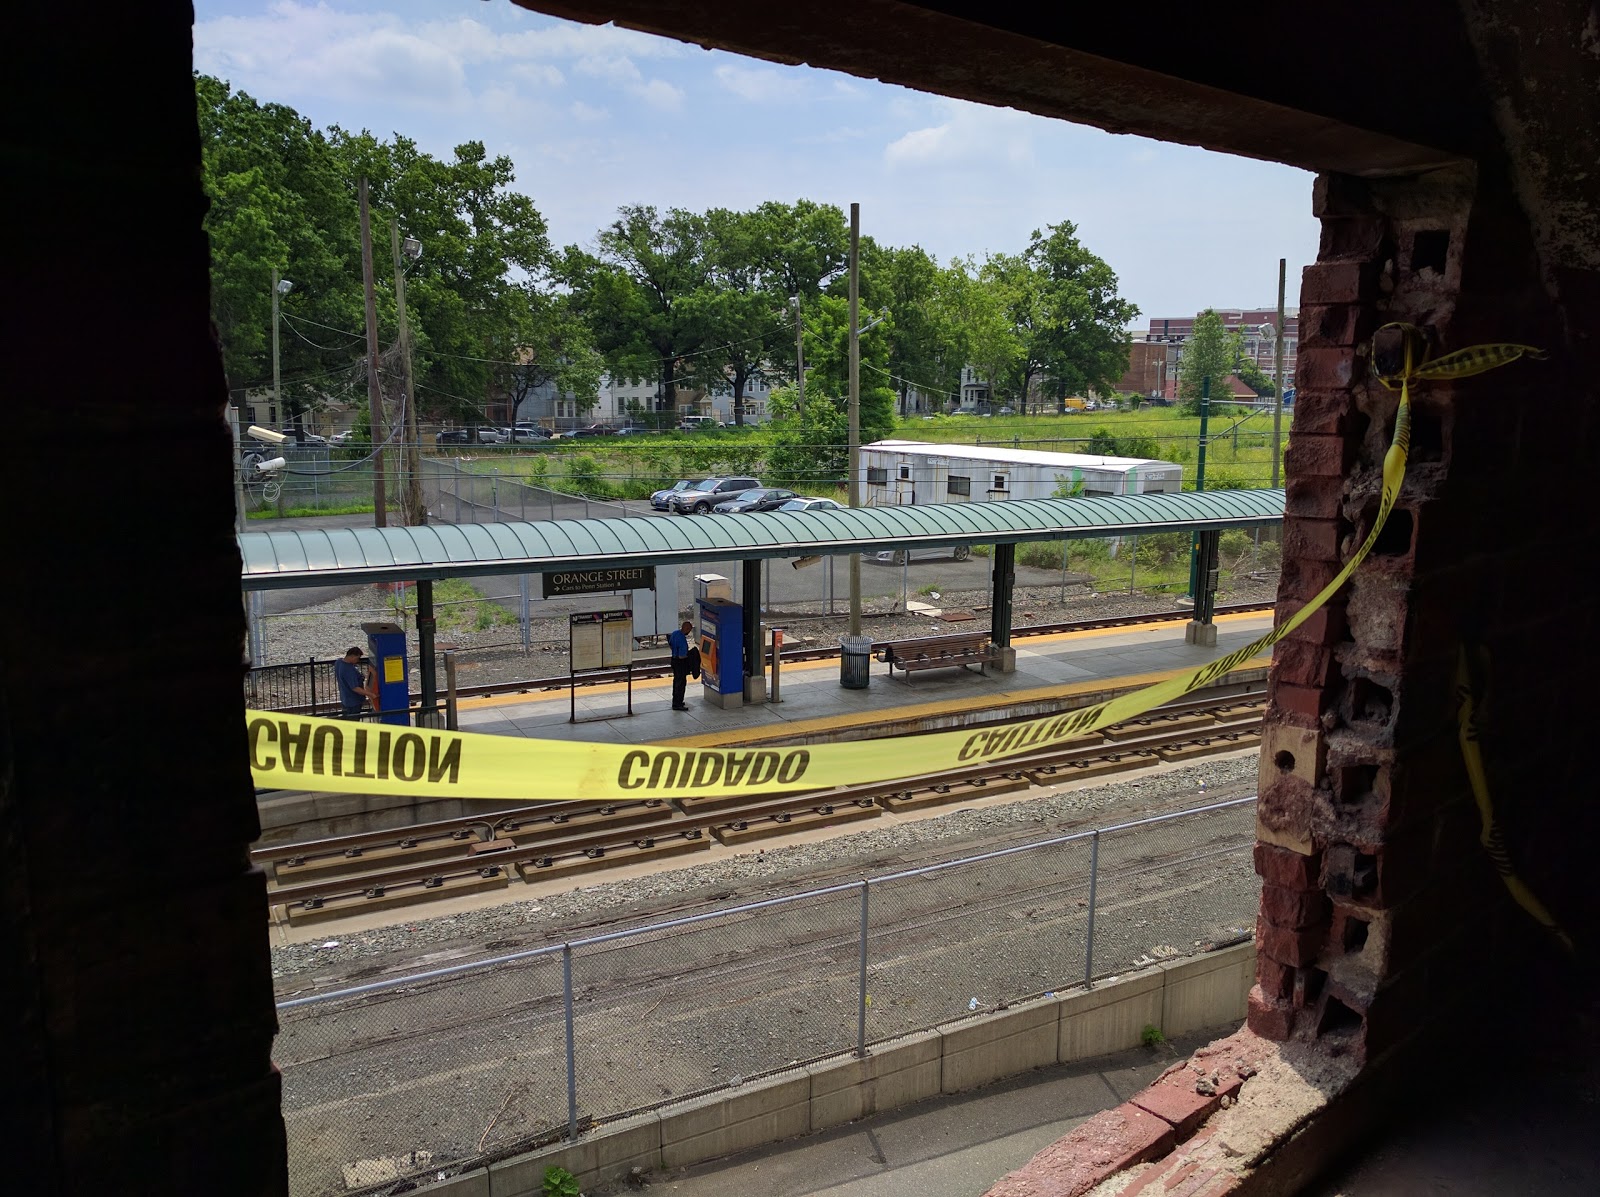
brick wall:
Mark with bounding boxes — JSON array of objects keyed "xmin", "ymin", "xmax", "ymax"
[{"xmin": 1251, "ymin": 165, "xmax": 1595, "ymax": 1065}]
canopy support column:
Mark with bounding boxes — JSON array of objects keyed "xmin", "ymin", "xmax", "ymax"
[
  {"xmin": 990, "ymin": 542, "xmax": 1018, "ymax": 673},
  {"xmin": 741, "ymin": 557, "xmax": 766, "ymax": 703}
]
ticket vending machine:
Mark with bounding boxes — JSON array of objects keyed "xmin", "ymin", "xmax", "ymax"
[
  {"xmin": 361, "ymin": 621, "xmax": 411, "ymax": 726},
  {"xmin": 697, "ymin": 596, "xmax": 745, "ymax": 709}
]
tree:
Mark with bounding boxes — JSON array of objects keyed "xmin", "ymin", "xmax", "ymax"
[
  {"xmin": 198, "ymin": 74, "xmax": 591, "ymax": 431},
  {"xmin": 1177, "ymin": 309, "xmax": 1241, "ymax": 415},
  {"xmin": 1235, "ymin": 356, "xmax": 1275, "ymax": 397},
  {"xmin": 942, "ymin": 258, "xmax": 1020, "ymax": 411},
  {"xmin": 799, "ymin": 294, "xmax": 896, "ymax": 446},
  {"xmin": 196, "ymin": 75, "xmax": 365, "ymax": 424},
  {"xmin": 861, "ymin": 242, "xmax": 965, "ymax": 416},
  {"xmin": 560, "ymin": 205, "xmax": 712, "ymax": 421},
  {"xmin": 1020, "ymin": 222, "xmax": 1139, "ymax": 408},
  {"xmin": 980, "ymin": 223, "xmax": 1138, "ymax": 413}
]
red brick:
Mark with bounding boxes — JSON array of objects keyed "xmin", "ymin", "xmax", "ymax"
[
  {"xmin": 1284, "ymin": 436, "xmax": 1352, "ymax": 479},
  {"xmin": 1130, "ymin": 1078, "xmax": 1221, "ymax": 1138},
  {"xmin": 1255, "ymin": 913, "xmax": 1324, "ymax": 966},
  {"xmin": 1301, "ymin": 300, "xmax": 1366, "ymax": 347},
  {"xmin": 1300, "ymin": 260, "xmax": 1372, "ymax": 306},
  {"xmin": 1256, "ymin": 954, "xmax": 1294, "ymax": 1000},
  {"xmin": 1282, "ymin": 518, "xmax": 1343, "ymax": 566},
  {"xmin": 1190, "ymin": 1174, "xmax": 1242, "ymax": 1197},
  {"xmin": 1271, "ymin": 682, "xmax": 1327, "ymax": 724},
  {"xmin": 984, "ymin": 1103, "xmax": 1176, "ymax": 1197},
  {"xmin": 1273, "ymin": 639, "xmax": 1332, "ymax": 689},
  {"xmin": 1289, "ymin": 389, "xmax": 1355, "ymax": 437},
  {"xmin": 1246, "ymin": 986, "xmax": 1296, "ymax": 1041},
  {"xmin": 1283, "ymin": 472, "xmax": 1345, "ymax": 517},
  {"xmin": 1254, "ymin": 843, "xmax": 1323, "ymax": 888},
  {"xmin": 1262, "ymin": 883, "xmax": 1331, "ymax": 929},
  {"xmin": 1283, "ymin": 603, "xmax": 1347, "ymax": 648},
  {"xmin": 1297, "ymin": 346, "xmax": 1357, "ymax": 391}
]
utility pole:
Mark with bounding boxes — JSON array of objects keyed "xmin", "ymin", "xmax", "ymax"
[
  {"xmin": 847, "ymin": 202, "xmax": 862, "ymax": 638},
  {"xmin": 359, "ymin": 176, "xmax": 386, "ymax": 527},
  {"xmin": 391, "ymin": 218, "xmax": 425, "ymax": 527},
  {"xmin": 792, "ymin": 294, "xmax": 805, "ymax": 419},
  {"xmin": 271, "ymin": 266, "xmax": 284, "ymax": 435},
  {"xmin": 1271, "ymin": 258, "xmax": 1287, "ymax": 488},
  {"xmin": 1187, "ymin": 376, "xmax": 1212, "ymax": 599}
]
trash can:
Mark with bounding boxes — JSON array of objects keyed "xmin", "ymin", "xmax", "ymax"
[{"xmin": 839, "ymin": 634, "xmax": 872, "ymax": 690}]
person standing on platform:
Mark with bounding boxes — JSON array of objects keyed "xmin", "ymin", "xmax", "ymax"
[
  {"xmin": 334, "ymin": 646, "xmax": 375, "ymax": 719},
  {"xmin": 668, "ymin": 620, "xmax": 694, "ymax": 711}
]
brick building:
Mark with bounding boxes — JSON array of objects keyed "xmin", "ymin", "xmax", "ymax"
[{"xmin": 1141, "ymin": 308, "xmax": 1299, "ymax": 398}]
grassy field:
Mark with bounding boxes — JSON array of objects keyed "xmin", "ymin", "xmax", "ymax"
[{"xmin": 442, "ymin": 405, "xmax": 1289, "ymax": 500}]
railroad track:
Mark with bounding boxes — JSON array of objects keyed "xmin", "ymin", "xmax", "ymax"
[{"xmin": 259, "ymin": 683, "xmax": 1266, "ymax": 925}]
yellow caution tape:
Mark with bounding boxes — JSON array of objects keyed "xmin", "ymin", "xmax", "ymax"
[
  {"xmin": 1454, "ymin": 648, "xmax": 1575, "ymax": 954},
  {"xmin": 245, "ymin": 325, "xmax": 1535, "ymax": 801}
]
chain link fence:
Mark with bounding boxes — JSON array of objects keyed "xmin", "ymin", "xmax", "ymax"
[{"xmin": 275, "ymin": 795, "xmax": 1259, "ymax": 1196}]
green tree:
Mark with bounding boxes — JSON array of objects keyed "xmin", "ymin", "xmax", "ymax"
[
  {"xmin": 1235, "ymin": 356, "xmax": 1275, "ymax": 397},
  {"xmin": 765, "ymin": 384, "xmax": 848, "ymax": 488},
  {"xmin": 940, "ymin": 258, "xmax": 1019, "ymax": 412},
  {"xmin": 560, "ymin": 205, "xmax": 712, "ymax": 421},
  {"xmin": 799, "ymin": 294, "xmax": 896, "ymax": 445},
  {"xmin": 861, "ymin": 242, "xmax": 965, "ymax": 416},
  {"xmin": 1177, "ymin": 309, "xmax": 1240, "ymax": 415}
]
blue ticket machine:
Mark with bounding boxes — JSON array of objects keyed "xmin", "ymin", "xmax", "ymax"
[
  {"xmin": 361, "ymin": 621, "xmax": 411, "ymax": 725},
  {"xmin": 697, "ymin": 597, "xmax": 745, "ymax": 709}
]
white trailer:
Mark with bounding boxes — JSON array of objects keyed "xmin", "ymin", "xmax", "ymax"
[{"xmin": 857, "ymin": 440, "xmax": 1182, "ymax": 507}]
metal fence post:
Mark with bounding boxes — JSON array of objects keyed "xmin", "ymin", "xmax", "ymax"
[
  {"xmin": 563, "ymin": 943, "xmax": 578, "ymax": 1141},
  {"xmin": 519, "ymin": 574, "xmax": 531, "ymax": 653},
  {"xmin": 444, "ymin": 651, "xmax": 458, "ymax": 730},
  {"xmin": 1084, "ymin": 830, "xmax": 1101, "ymax": 988},
  {"xmin": 309, "ymin": 656, "xmax": 318, "ymax": 716},
  {"xmin": 857, "ymin": 879, "xmax": 870, "ymax": 1058},
  {"xmin": 454, "ymin": 463, "xmax": 462, "ymax": 524},
  {"xmin": 492, "ymin": 468, "xmax": 500, "ymax": 521}
]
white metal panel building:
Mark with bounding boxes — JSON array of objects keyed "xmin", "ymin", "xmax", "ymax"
[{"xmin": 858, "ymin": 440, "xmax": 1183, "ymax": 508}]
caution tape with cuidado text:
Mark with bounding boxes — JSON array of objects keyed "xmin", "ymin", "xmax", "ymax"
[{"xmin": 246, "ymin": 326, "xmax": 1542, "ymax": 802}]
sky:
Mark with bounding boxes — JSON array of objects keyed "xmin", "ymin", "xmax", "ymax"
[{"xmin": 193, "ymin": 0, "xmax": 1320, "ymax": 323}]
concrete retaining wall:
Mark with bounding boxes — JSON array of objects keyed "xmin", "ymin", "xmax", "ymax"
[{"xmin": 422, "ymin": 942, "xmax": 1254, "ymax": 1197}]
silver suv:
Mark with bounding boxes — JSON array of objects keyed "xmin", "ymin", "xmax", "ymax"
[{"xmin": 670, "ymin": 475, "xmax": 760, "ymax": 514}]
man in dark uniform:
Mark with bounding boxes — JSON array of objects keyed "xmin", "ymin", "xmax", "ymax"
[
  {"xmin": 667, "ymin": 620, "xmax": 694, "ymax": 710},
  {"xmin": 334, "ymin": 646, "xmax": 374, "ymax": 718}
]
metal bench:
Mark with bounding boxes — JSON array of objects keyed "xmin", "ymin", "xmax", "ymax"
[{"xmin": 876, "ymin": 631, "xmax": 996, "ymax": 681}]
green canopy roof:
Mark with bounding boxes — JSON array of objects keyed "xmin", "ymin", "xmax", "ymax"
[{"xmin": 239, "ymin": 489, "xmax": 1284, "ymax": 590}]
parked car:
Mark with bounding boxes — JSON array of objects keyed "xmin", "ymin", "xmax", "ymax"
[
  {"xmin": 613, "ymin": 426, "xmax": 654, "ymax": 437},
  {"xmin": 436, "ymin": 428, "xmax": 471, "ymax": 445},
  {"xmin": 863, "ymin": 544, "xmax": 973, "ymax": 565},
  {"xmin": 475, "ymin": 426, "xmax": 506, "ymax": 444},
  {"xmin": 712, "ymin": 487, "xmax": 798, "ymax": 514},
  {"xmin": 996, "ymin": 406, "xmax": 1016, "ymax": 416},
  {"xmin": 328, "ymin": 430, "xmax": 357, "ymax": 446},
  {"xmin": 678, "ymin": 416, "xmax": 718, "ymax": 431},
  {"xmin": 508, "ymin": 423, "xmax": 550, "ymax": 441},
  {"xmin": 670, "ymin": 475, "xmax": 761, "ymax": 514},
  {"xmin": 775, "ymin": 497, "xmax": 843, "ymax": 513},
  {"xmin": 651, "ymin": 479, "xmax": 701, "ymax": 511}
]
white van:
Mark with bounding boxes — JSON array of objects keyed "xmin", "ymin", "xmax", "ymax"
[{"xmin": 679, "ymin": 416, "xmax": 718, "ymax": 431}]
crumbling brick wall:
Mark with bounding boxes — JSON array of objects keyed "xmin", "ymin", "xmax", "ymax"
[{"xmin": 1251, "ymin": 162, "xmax": 1596, "ymax": 1061}]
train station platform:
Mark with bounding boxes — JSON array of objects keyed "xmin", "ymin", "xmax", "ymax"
[{"xmin": 453, "ymin": 610, "xmax": 1276, "ymax": 749}]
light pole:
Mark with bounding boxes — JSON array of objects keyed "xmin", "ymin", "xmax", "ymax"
[
  {"xmin": 845, "ymin": 205, "xmax": 892, "ymax": 639},
  {"xmin": 391, "ymin": 219, "xmax": 424, "ymax": 527},
  {"xmin": 271, "ymin": 270, "xmax": 292, "ymax": 431}
]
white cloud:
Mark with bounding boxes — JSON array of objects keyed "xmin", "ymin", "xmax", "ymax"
[
  {"xmin": 714, "ymin": 64, "xmax": 804, "ymax": 102},
  {"xmin": 194, "ymin": 2, "xmax": 688, "ymax": 111},
  {"xmin": 570, "ymin": 100, "xmax": 609, "ymax": 123},
  {"xmin": 633, "ymin": 78, "xmax": 685, "ymax": 111},
  {"xmin": 884, "ymin": 100, "xmax": 1037, "ymax": 168}
]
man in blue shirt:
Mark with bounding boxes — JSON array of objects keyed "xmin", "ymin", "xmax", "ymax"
[
  {"xmin": 667, "ymin": 620, "xmax": 694, "ymax": 710},
  {"xmin": 334, "ymin": 646, "xmax": 374, "ymax": 718}
]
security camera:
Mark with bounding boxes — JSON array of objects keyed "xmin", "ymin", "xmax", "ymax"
[
  {"xmin": 255, "ymin": 456, "xmax": 287, "ymax": 474},
  {"xmin": 248, "ymin": 425, "xmax": 288, "ymax": 444}
]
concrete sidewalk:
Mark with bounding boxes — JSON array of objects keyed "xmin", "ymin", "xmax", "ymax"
[{"xmin": 617, "ymin": 1033, "xmax": 1217, "ymax": 1197}]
